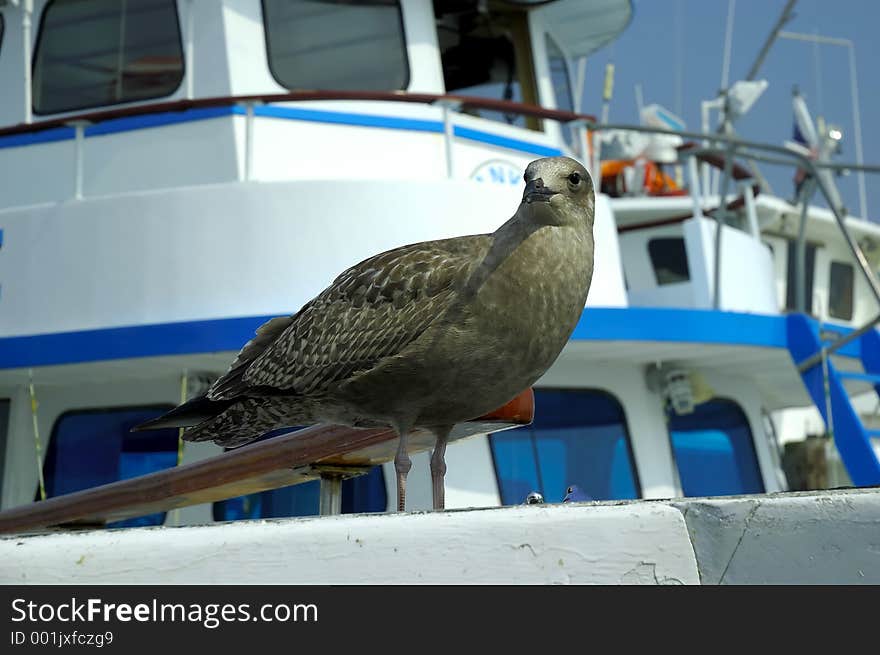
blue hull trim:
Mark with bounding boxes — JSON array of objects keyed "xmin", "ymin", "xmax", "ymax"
[
  {"xmin": 2, "ymin": 308, "xmax": 854, "ymax": 370},
  {"xmin": 0, "ymin": 105, "xmax": 563, "ymax": 158},
  {"xmin": 1, "ymin": 315, "xmax": 275, "ymax": 369}
]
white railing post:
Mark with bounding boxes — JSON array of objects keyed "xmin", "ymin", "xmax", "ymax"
[
  {"xmin": 22, "ymin": 0, "xmax": 34, "ymax": 124},
  {"xmin": 686, "ymin": 154, "xmax": 704, "ymax": 220},
  {"xmin": 243, "ymin": 101, "xmax": 261, "ymax": 182},
  {"xmin": 68, "ymin": 120, "xmax": 89, "ymax": 200},
  {"xmin": 741, "ymin": 181, "xmax": 760, "ymax": 238},
  {"xmin": 434, "ymin": 99, "xmax": 461, "ymax": 179}
]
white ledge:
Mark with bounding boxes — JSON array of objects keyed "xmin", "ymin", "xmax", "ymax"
[{"xmin": 0, "ymin": 503, "xmax": 698, "ymax": 585}]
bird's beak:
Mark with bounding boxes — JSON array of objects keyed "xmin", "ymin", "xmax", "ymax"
[{"xmin": 523, "ymin": 177, "xmax": 559, "ymax": 204}]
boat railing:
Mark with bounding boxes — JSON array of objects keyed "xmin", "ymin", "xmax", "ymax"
[
  {"xmin": 0, "ymin": 90, "xmax": 594, "ymax": 185},
  {"xmin": 4, "ymin": 89, "xmax": 877, "ymax": 362},
  {"xmin": 0, "ymin": 389, "xmax": 534, "ymax": 534}
]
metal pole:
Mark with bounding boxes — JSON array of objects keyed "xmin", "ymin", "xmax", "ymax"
[
  {"xmin": 847, "ymin": 43, "xmax": 868, "ymax": 219},
  {"xmin": 186, "ymin": 0, "xmax": 195, "ymax": 100},
  {"xmin": 319, "ymin": 473, "xmax": 343, "ymax": 516},
  {"xmin": 778, "ymin": 31, "xmax": 869, "ymax": 219},
  {"xmin": 720, "ymin": 0, "xmax": 736, "ymax": 91},
  {"xmin": 686, "ymin": 154, "xmax": 704, "ymax": 221},
  {"xmin": 442, "ymin": 103, "xmax": 454, "ymax": 179},
  {"xmin": 741, "ymin": 181, "xmax": 759, "ymax": 237},
  {"xmin": 712, "ymin": 143, "xmax": 736, "ymax": 309},
  {"xmin": 22, "ymin": 0, "xmax": 33, "ymax": 124},
  {"xmin": 745, "ymin": 0, "xmax": 798, "ymax": 81},
  {"xmin": 244, "ymin": 102, "xmax": 255, "ymax": 181},
  {"xmin": 69, "ymin": 121, "xmax": 88, "ymax": 200},
  {"xmin": 434, "ymin": 99, "xmax": 461, "ymax": 179},
  {"xmin": 794, "ymin": 179, "xmax": 815, "ymax": 313}
]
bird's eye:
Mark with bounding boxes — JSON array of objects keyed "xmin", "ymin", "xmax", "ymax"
[{"xmin": 568, "ymin": 172, "xmax": 581, "ymax": 185}]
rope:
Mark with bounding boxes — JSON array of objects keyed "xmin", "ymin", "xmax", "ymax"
[
  {"xmin": 28, "ymin": 370, "xmax": 46, "ymax": 501},
  {"xmin": 177, "ymin": 370, "xmax": 188, "ymax": 466}
]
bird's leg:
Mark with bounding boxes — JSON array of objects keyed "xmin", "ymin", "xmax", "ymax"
[
  {"xmin": 394, "ymin": 426, "xmax": 412, "ymax": 512},
  {"xmin": 430, "ymin": 425, "xmax": 453, "ymax": 511}
]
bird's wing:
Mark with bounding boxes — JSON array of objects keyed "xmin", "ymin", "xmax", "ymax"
[{"xmin": 206, "ymin": 235, "xmax": 491, "ymax": 400}]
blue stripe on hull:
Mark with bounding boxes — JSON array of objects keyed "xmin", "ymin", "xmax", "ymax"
[
  {"xmin": 1, "ymin": 308, "xmax": 825, "ymax": 370},
  {"xmin": 0, "ymin": 105, "xmax": 562, "ymax": 157}
]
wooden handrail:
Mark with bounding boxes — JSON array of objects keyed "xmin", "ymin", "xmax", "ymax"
[
  {"xmin": 0, "ymin": 90, "xmax": 596, "ymax": 139},
  {"xmin": 0, "ymin": 388, "xmax": 534, "ymax": 534}
]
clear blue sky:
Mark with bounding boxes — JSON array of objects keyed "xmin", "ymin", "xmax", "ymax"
[{"xmin": 583, "ymin": 0, "xmax": 879, "ymax": 219}]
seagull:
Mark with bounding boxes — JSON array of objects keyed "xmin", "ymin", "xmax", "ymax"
[{"xmin": 134, "ymin": 156, "xmax": 595, "ymax": 512}]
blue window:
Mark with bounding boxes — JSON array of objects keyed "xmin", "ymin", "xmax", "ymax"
[
  {"xmin": 490, "ymin": 389, "xmax": 640, "ymax": 504},
  {"xmin": 43, "ymin": 406, "xmax": 178, "ymax": 528},
  {"xmin": 668, "ymin": 398, "xmax": 765, "ymax": 496},
  {"xmin": 213, "ymin": 428, "xmax": 387, "ymax": 521}
]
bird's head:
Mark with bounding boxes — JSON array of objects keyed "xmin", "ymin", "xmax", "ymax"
[{"xmin": 518, "ymin": 156, "xmax": 594, "ymax": 228}]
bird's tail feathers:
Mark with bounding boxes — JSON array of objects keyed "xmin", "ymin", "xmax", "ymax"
[
  {"xmin": 132, "ymin": 395, "xmax": 236, "ymax": 432},
  {"xmin": 182, "ymin": 397, "xmax": 299, "ymax": 449}
]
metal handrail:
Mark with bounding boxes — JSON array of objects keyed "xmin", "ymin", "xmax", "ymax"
[{"xmin": 0, "ymin": 89, "xmax": 595, "ymax": 138}]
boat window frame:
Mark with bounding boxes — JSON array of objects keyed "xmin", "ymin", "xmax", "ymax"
[
  {"xmin": 664, "ymin": 396, "xmax": 766, "ymax": 498},
  {"xmin": 648, "ymin": 236, "xmax": 691, "ymax": 285},
  {"xmin": 31, "ymin": 0, "xmax": 186, "ymax": 116},
  {"xmin": 42, "ymin": 403, "xmax": 176, "ymax": 504},
  {"xmin": 488, "ymin": 386, "xmax": 642, "ymax": 504},
  {"xmin": 260, "ymin": 0, "xmax": 411, "ymax": 94}
]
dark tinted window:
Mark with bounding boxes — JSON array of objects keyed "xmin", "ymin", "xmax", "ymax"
[
  {"xmin": 43, "ymin": 406, "xmax": 177, "ymax": 527},
  {"xmin": 490, "ymin": 389, "xmax": 640, "ymax": 504},
  {"xmin": 262, "ymin": 0, "xmax": 408, "ymax": 91},
  {"xmin": 435, "ymin": 4, "xmax": 538, "ymax": 130},
  {"xmin": 829, "ymin": 261, "xmax": 854, "ymax": 321},
  {"xmin": 785, "ymin": 240, "xmax": 816, "ymax": 313},
  {"xmin": 668, "ymin": 398, "xmax": 764, "ymax": 497},
  {"xmin": 33, "ymin": 0, "xmax": 184, "ymax": 114},
  {"xmin": 649, "ymin": 237, "xmax": 690, "ymax": 285}
]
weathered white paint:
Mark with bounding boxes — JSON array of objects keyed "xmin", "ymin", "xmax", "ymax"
[
  {"xmin": 0, "ymin": 502, "xmax": 698, "ymax": 584},
  {"xmin": 672, "ymin": 488, "xmax": 880, "ymax": 584}
]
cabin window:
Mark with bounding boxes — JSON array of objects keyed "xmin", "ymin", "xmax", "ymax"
[
  {"xmin": 828, "ymin": 261, "xmax": 854, "ymax": 321},
  {"xmin": 667, "ymin": 398, "xmax": 764, "ymax": 497},
  {"xmin": 435, "ymin": 2, "xmax": 540, "ymax": 130},
  {"xmin": 545, "ymin": 34, "xmax": 576, "ymax": 150},
  {"xmin": 648, "ymin": 237, "xmax": 690, "ymax": 285},
  {"xmin": 42, "ymin": 406, "xmax": 177, "ymax": 527},
  {"xmin": 213, "ymin": 428, "xmax": 387, "ymax": 520},
  {"xmin": 489, "ymin": 389, "xmax": 640, "ymax": 504},
  {"xmin": 0, "ymin": 13, "xmax": 5, "ymax": 58},
  {"xmin": 785, "ymin": 240, "xmax": 816, "ymax": 313},
  {"xmin": 32, "ymin": 0, "xmax": 184, "ymax": 115},
  {"xmin": 262, "ymin": 0, "xmax": 408, "ymax": 92}
]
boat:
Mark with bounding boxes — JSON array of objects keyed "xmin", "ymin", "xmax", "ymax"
[{"xmin": 1, "ymin": 0, "xmax": 879, "ymax": 583}]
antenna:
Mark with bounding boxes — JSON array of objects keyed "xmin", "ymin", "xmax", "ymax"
[{"xmin": 746, "ymin": 0, "xmax": 798, "ymax": 81}]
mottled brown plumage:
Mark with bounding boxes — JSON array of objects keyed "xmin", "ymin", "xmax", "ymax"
[{"xmin": 135, "ymin": 156, "xmax": 596, "ymax": 511}]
